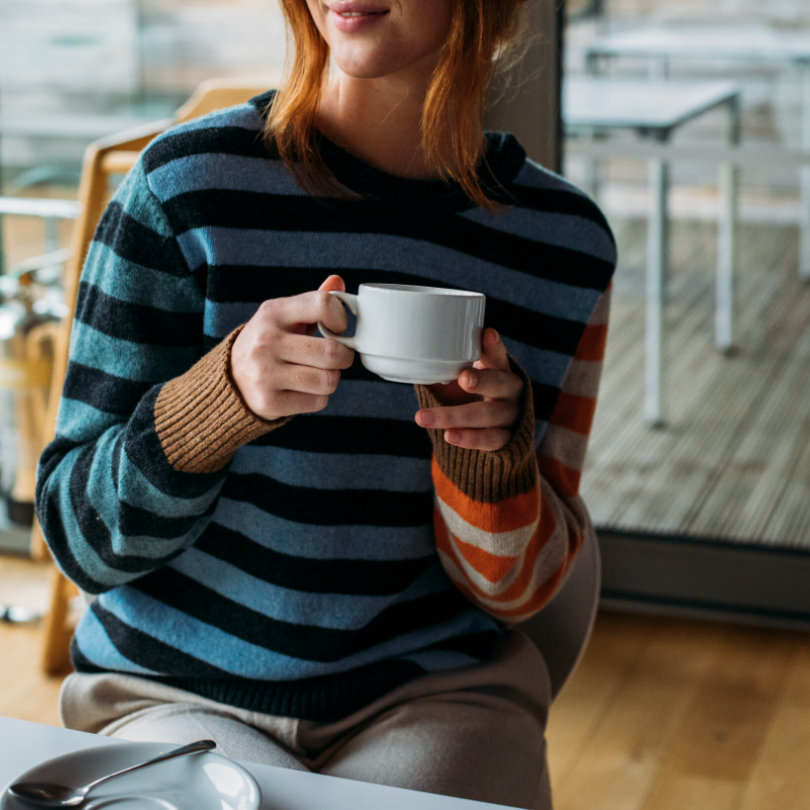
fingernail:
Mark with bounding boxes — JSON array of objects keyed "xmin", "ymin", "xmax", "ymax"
[
  {"xmin": 446, "ymin": 430, "xmax": 462, "ymax": 443},
  {"xmin": 492, "ymin": 329, "xmax": 500, "ymax": 343},
  {"xmin": 418, "ymin": 411, "xmax": 436, "ymax": 427},
  {"xmin": 466, "ymin": 371, "xmax": 478, "ymax": 389}
]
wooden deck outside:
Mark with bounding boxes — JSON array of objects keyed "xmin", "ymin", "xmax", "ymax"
[{"xmin": 583, "ymin": 217, "xmax": 810, "ymax": 548}]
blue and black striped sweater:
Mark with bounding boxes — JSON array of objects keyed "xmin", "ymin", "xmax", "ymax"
[{"xmin": 36, "ymin": 91, "xmax": 616, "ymax": 721}]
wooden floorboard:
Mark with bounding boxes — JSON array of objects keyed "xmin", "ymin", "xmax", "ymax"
[
  {"xmin": 0, "ymin": 556, "xmax": 62, "ymax": 727},
  {"xmin": 551, "ymin": 614, "xmax": 718, "ymax": 810},
  {"xmin": 582, "ymin": 219, "xmax": 810, "ymax": 548},
  {"xmin": 737, "ymin": 641, "xmax": 810, "ymax": 810},
  {"xmin": 546, "ymin": 609, "xmax": 810, "ymax": 810}
]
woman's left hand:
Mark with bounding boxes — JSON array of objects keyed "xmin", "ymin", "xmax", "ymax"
[{"xmin": 415, "ymin": 328, "xmax": 524, "ymax": 452}]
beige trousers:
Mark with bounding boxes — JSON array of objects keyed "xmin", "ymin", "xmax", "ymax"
[{"xmin": 61, "ymin": 629, "xmax": 552, "ymax": 809}]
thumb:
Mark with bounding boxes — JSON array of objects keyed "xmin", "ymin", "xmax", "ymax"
[
  {"xmin": 319, "ymin": 274, "xmax": 346, "ymax": 294},
  {"xmin": 474, "ymin": 328, "xmax": 510, "ymax": 372},
  {"xmin": 305, "ymin": 275, "xmax": 347, "ymax": 336}
]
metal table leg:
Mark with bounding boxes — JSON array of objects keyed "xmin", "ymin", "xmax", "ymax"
[
  {"xmin": 716, "ymin": 93, "xmax": 741, "ymax": 352},
  {"xmin": 645, "ymin": 133, "xmax": 670, "ymax": 427},
  {"xmin": 800, "ymin": 62, "xmax": 810, "ymax": 281},
  {"xmin": 583, "ymin": 54, "xmax": 602, "ymax": 204},
  {"xmin": 582, "ymin": 127, "xmax": 602, "ymax": 201}
]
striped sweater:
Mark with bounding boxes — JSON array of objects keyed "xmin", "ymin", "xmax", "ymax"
[{"xmin": 36, "ymin": 91, "xmax": 616, "ymax": 722}]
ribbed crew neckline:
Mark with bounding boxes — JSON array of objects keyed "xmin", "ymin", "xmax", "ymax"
[{"xmin": 248, "ymin": 89, "xmax": 526, "ymax": 214}]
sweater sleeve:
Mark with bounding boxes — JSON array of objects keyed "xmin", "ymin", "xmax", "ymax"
[
  {"xmin": 35, "ymin": 158, "xmax": 283, "ymax": 595},
  {"xmin": 416, "ymin": 287, "xmax": 611, "ymax": 623}
]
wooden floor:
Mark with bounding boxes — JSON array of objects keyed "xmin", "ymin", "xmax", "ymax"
[
  {"xmin": 583, "ymin": 218, "xmax": 810, "ymax": 548},
  {"xmin": 548, "ymin": 609, "xmax": 810, "ymax": 810},
  {"xmin": 0, "ymin": 557, "xmax": 63, "ymax": 727},
  {"xmin": 2, "ymin": 555, "xmax": 810, "ymax": 809}
]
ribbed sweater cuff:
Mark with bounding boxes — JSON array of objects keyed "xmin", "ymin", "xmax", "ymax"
[
  {"xmin": 415, "ymin": 357, "xmax": 537, "ymax": 503},
  {"xmin": 154, "ymin": 326, "xmax": 290, "ymax": 473}
]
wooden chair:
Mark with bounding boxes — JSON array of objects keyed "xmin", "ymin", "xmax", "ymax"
[{"xmin": 35, "ymin": 77, "xmax": 276, "ymax": 675}]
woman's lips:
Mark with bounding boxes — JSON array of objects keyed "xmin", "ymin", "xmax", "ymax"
[{"xmin": 329, "ymin": 8, "xmax": 389, "ymax": 33}]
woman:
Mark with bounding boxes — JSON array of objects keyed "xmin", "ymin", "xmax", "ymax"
[{"xmin": 36, "ymin": 1, "xmax": 616, "ymax": 807}]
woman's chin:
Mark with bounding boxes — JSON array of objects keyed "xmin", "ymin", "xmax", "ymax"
[{"xmin": 332, "ymin": 53, "xmax": 402, "ymax": 80}]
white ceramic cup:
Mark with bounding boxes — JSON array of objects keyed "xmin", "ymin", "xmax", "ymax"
[{"xmin": 318, "ymin": 283, "xmax": 486, "ymax": 385}]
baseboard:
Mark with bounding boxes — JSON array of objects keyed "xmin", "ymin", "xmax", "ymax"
[{"xmin": 597, "ymin": 529, "xmax": 810, "ymax": 631}]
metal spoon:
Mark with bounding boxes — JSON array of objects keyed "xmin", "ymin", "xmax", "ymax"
[{"xmin": 8, "ymin": 739, "xmax": 216, "ymax": 807}]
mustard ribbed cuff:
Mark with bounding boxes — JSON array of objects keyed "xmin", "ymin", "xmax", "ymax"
[{"xmin": 154, "ymin": 326, "xmax": 290, "ymax": 474}]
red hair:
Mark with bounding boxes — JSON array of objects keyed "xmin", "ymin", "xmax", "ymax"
[{"xmin": 267, "ymin": 0, "xmax": 529, "ymax": 209}]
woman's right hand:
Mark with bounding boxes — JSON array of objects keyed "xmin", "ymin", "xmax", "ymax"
[{"xmin": 231, "ymin": 275, "xmax": 355, "ymax": 421}]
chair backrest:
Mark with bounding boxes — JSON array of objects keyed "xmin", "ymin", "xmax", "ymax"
[{"xmin": 174, "ymin": 78, "xmax": 273, "ymax": 122}]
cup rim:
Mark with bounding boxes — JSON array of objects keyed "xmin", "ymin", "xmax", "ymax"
[{"xmin": 360, "ymin": 283, "xmax": 484, "ymax": 299}]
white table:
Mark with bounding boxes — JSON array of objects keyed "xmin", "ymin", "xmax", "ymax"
[
  {"xmin": 0, "ymin": 716, "xmax": 514, "ymax": 810},
  {"xmin": 563, "ymin": 77, "xmax": 742, "ymax": 425},
  {"xmin": 582, "ymin": 23, "xmax": 810, "ymax": 281}
]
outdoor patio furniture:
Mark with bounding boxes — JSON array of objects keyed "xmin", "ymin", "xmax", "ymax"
[
  {"xmin": 563, "ymin": 77, "xmax": 742, "ymax": 426},
  {"xmin": 582, "ymin": 23, "xmax": 810, "ymax": 281}
]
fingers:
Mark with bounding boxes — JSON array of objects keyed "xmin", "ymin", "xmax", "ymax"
[
  {"xmin": 272, "ymin": 288, "xmax": 349, "ymax": 335},
  {"xmin": 234, "ymin": 360, "xmax": 339, "ymax": 420},
  {"xmin": 280, "ymin": 364, "xmax": 341, "ymax": 396},
  {"xmin": 475, "ymin": 328, "xmax": 511, "ymax": 371},
  {"xmin": 416, "ymin": 399, "xmax": 520, "ymax": 431},
  {"xmin": 318, "ymin": 274, "xmax": 346, "ymax": 294},
  {"xmin": 270, "ymin": 391, "xmax": 331, "ymax": 418},
  {"xmin": 415, "ymin": 329, "xmax": 523, "ymax": 452},
  {"xmin": 443, "ymin": 428, "xmax": 513, "ymax": 452},
  {"xmin": 457, "ymin": 366, "xmax": 523, "ymax": 401},
  {"xmin": 230, "ymin": 276, "xmax": 352, "ymax": 421},
  {"xmin": 278, "ymin": 333, "xmax": 354, "ymax": 370},
  {"xmin": 456, "ymin": 330, "xmax": 521, "ymax": 399}
]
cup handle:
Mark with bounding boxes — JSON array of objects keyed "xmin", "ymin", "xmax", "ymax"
[{"xmin": 318, "ymin": 291, "xmax": 359, "ymax": 349}]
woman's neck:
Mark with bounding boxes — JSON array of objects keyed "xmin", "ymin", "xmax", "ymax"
[{"xmin": 315, "ymin": 72, "xmax": 437, "ymax": 180}]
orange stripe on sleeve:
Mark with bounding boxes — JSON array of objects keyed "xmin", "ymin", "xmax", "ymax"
[
  {"xmin": 448, "ymin": 524, "xmax": 583, "ymax": 621},
  {"xmin": 576, "ymin": 323, "xmax": 608, "ymax": 362},
  {"xmin": 492, "ymin": 525, "xmax": 584, "ymax": 618},
  {"xmin": 536, "ymin": 455, "xmax": 582, "ymax": 499},
  {"xmin": 432, "ymin": 458, "xmax": 539, "ymax": 533},
  {"xmin": 548, "ymin": 392, "xmax": 596, "ymax": 435},
  {"xmin": 453, "ymin": 537, "xmax": 519, "ymax": 583},
  {"xmin": 434, "ymin": 490, "xmax": 559, "ymax": 603}
]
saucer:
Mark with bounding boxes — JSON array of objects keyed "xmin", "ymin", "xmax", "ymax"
[{"xmin": 0, "ymin": 741, "xmax": 261, "ymax": 810}]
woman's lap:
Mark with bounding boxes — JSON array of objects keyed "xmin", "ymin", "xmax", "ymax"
[
  {"xmin": 99, "ymin": 702, "xmax": 310, "ymax": 771},
  {"xmin": 61, "ymin": 630, "xmax": 552, "ymax": 809},
  {"xmin": 313, "ymin": 688, "xmax": 551, "ymax": 808}
]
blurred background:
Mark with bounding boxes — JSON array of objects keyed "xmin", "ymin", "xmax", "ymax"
[
  {"xmin": 563, "ymin": 0, "xmax": 810, "ymax": 625},
  {"xmin": 3, "ymin": 0, "xmax": 807, "ymax": 621},
  {"xmin": 0, "ymin": 2, "xmax": 808, "ymax": 808}
]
